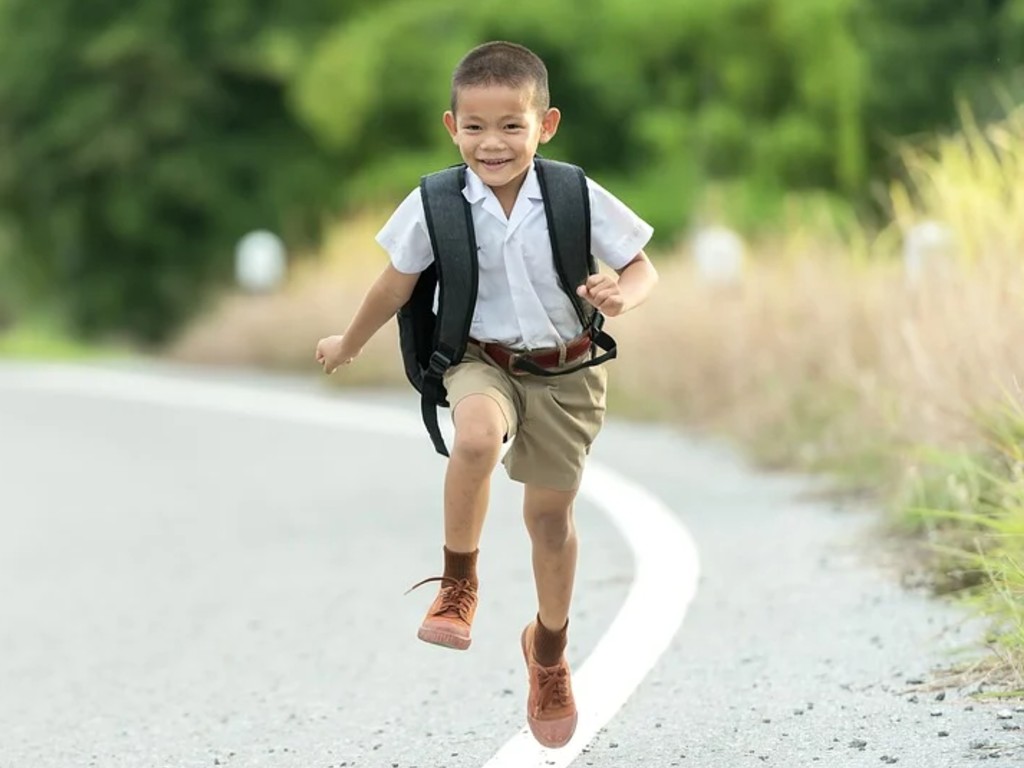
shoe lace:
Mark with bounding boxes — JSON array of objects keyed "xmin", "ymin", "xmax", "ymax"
[
  {"xmin": 535, "ymin": 664, "xmax": 571, "ymax": 709},
  {"xmin": 405, "ymin": 576, "xmax": 477, "ymax": 621}
]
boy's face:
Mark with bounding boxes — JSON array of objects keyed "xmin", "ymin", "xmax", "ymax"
[{"xmin": 443, "ymin": 84, "xmax": 560, "ymax": 195}]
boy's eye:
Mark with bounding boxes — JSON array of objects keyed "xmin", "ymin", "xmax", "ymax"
[
  {"xmin": 504, "ymin": 123, "xmax": 523, "ymax": 130},
  {"xmin": 463, "ymin": 124, "xmax": 481, "ymax": 131}
]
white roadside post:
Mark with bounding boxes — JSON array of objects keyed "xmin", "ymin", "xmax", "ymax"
[
  {"xmin": 692, "ymin": 225, "xmax": 745, "ymax": 287},
  {"xmin": 903, "ymin": 220, "xmax": 953, "ymax": 288},
  {"xmin": 235, "ymin": 230, "xmax": 287, "ymax": 294}
]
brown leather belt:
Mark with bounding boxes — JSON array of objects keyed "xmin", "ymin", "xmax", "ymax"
[{"xmin": 472, "ymin": 333, "xmax": 592, "ymax": 374}]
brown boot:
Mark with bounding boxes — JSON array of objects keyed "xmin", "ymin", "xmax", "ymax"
[
  {"xmin": 521, "ymin": 621, "xmax": 578, "ymax": 748},
  {"xmin": 408, "ymin": 576, "xmax": 478, "ymax": 650}
]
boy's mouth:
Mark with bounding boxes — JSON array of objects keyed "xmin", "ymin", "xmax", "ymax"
[{"xmin": 479, "ymin": 158, "xmax": 511, "ymax": 168}]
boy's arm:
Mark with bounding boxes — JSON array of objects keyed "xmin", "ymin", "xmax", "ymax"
[
  {"xmin": 614, "ymin": 252, "xmax": 659, "ymax": 314},
  {"xmin": 316, "ymin": 264, "xmax": 420, "ymax": 373},
  {"xmin": 576, "ymin": 251, "xmax": 658, "ymax": 318},
  {"xmin": 343, "ymin": 264, "xmax": 420, "ymax": 350}
]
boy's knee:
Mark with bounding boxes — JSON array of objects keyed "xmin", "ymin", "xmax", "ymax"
[
  {"xmin": 451, "ymin": 423, "xmax": 503, "ymax": 467},
  {"xmin": 524, "ymin": 504, "xmax": 574, "ymax": 546},
  {"xmin": 451, "ymin": 394, "xmax": 507, "ymax": 467}
]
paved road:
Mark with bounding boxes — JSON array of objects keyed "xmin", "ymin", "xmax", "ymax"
[{"xmin": 0, "ymin": 361, "xmax": 1020, "ymax": 768}]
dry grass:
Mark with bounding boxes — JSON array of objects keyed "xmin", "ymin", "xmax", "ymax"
[
  {"xmin": 614, "ymin": 107, "xmax": 1024, "ymax": 478},
  {"xmin": 168, "ymin": 213, "xmax": 407, "ymax": 388},
  {"xmin": 606, "ymin": 247, "xmax": 1024, "ymax": 477}
]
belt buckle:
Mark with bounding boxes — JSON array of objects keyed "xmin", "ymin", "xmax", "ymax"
[{"xmin": 507, "ymin": 350, "xmax": 528, "ymax": 376}]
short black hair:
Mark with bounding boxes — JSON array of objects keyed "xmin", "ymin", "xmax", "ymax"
[{"xmin": 450, "ymin": 41, "xmax": 550, "ymax": 113}]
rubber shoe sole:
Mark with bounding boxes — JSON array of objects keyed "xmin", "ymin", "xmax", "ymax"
[
  {"xmin": 417, "ymin": 624, "xmax": 471, "ymax": 650},
  {"xmin": 410, "ymin": 577, "xmax": 478, "ymax": 651}
]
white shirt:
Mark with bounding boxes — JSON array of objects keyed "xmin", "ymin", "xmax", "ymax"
[{"xmin": 376, "ymin": 164, "xmax": 653, "ymax": 349}]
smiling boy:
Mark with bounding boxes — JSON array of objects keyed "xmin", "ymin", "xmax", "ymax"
[{"xmin": 315, "ymin": 41, "xmax": 658, "ymax": 748}]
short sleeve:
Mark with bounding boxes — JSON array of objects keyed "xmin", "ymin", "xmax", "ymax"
[
  {"xmin": 375, "ymin": 188, "xmax": 434, "ymax": 274},
  {"xmin": 586, "ymin": 177, "xmax": 654, "ymax": 271}
]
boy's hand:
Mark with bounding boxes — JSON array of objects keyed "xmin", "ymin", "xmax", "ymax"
[
  {"xmin": 315, "ymin": 335, "xmax": 359, "ymax": 374},
  {"xmin": 576, "ymin": 274, "xmax": 625, "ymax": 317}
]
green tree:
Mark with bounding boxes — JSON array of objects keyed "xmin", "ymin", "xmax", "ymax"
[
  {"xmin": 0, "ymin": 0, "xmax": 344, "ymax": 341},
  {"xmin": 859, "ymin": 0, "xmax": 1017, "ymax": 141},
  {"xmin": 293, "ymin": 0, "xmax": 867, "ymax": 237}
]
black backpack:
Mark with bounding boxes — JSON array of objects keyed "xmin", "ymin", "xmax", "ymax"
[{"xmin": 396, "ymin": 157, "xmax": 617, "ymax": 457}]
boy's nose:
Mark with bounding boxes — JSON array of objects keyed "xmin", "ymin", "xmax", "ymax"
[{"xmin": 480, "ymin": 132, "xmax": 506, "ymax": 149}]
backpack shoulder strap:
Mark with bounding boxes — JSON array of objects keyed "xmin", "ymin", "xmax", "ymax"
[
  {"xmin": 417, "ymin": 163, "xmax": 479, "ymax": 456},
  {"xmin": 525, "ymin": 157, "xmax": 618, "ymax": 378},
  {"xmin": 534, "ymin": 157, "xmax": 593, "ymax": 327}
]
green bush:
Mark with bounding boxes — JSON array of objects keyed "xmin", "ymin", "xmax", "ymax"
[
  {"xmin": 293, "ymin": 0, "xmax": 869, "ymax": 238},
  {"xmin": 0, "ymin": 0, "xmax": 344, "ymax": 342}
]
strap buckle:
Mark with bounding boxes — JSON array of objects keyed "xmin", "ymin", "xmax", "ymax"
[{"xmin": 427, "ymin": 350, "xmax": 452, "ymax": 377}]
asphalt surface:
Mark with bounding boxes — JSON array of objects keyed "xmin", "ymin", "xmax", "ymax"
[{"xmin": 0, "ymin": 360, "xmax": 1021, "ymax": 768}]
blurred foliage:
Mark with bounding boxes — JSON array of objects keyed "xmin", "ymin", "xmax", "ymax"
[
  {"xmin": 294, "ymin": 0, "xmax": 868, "ymax": 234},
  {"xmin": 0, "ymin": 0, "xmax": 347, "ymax": 342},
  {"xmin": 858, "ymin": 0, "xmax": 1023, "ymax": 174},
  {"xmin": 0, "ymin": 0, "xmax": 1021, "ymax": 342},
  {"xmin": 0, "ymin": 222, "xmax": 15, "ymax": 329}
]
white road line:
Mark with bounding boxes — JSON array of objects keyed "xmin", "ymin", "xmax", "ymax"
[{"xmin": 0, "ymin": 363, "xmax": 701, "ymax": 767}]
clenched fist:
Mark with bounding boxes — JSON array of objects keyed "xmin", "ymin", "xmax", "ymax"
[
  {"xmin": 315, "ymin": 335, "xmax": 359, "ymax": 374},
  {"xmin": 576, "ymin": 274, "xmax": 625, "ymax": 317}
]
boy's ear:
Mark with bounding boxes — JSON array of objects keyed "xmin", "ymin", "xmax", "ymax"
[
  {"xmin": 443, "ymin": 111, "xmax": 458, "ymax": 142},
  {"xmin": 539, "ymin": 107, "xmax": 561, "ymax": 144}
]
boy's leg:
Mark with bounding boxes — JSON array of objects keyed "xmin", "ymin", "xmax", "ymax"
[
  {"xmin": 416, "ymin": 380, "xmax": 515, "ymax": 650},
  {"xmin": 444, "ymin": 394, "xmax": 507, "ymax": 552},
  {"xmin": 523, "ymin": 484, "xmax": 578, "ymax": 635},
  {"xmin": 520, "ymin": 482, "xmax": 580, "ymax": 748},
  {"xmin": 502, "ymin": 364, "xmax": 607, "ymax": 748},
  {"xmin": 416, "ymin": 394, "xmax": 505, "ymax": 649}
]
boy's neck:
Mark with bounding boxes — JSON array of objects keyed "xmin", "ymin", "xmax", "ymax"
[{"xmin": 493, "ymin": 184, "xmax": 520, "ymax": 218}]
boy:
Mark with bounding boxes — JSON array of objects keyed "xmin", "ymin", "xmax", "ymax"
[{"xmin": 315, "ymin": 41, "xmax": 658, "ymax": 748}]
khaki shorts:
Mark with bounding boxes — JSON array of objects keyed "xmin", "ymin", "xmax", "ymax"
[{"xmin": 443, "ymin": 343, "xmax": 608, "ymax": 491}]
